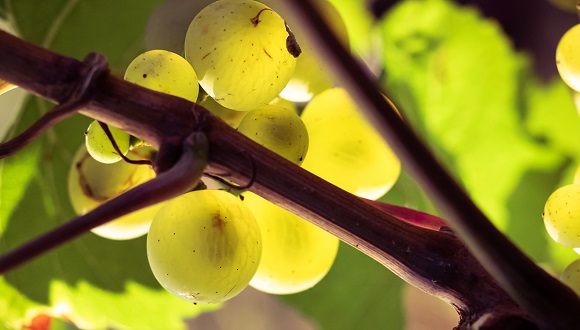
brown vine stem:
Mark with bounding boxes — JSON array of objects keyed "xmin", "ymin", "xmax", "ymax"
[
  {"xmin": 280, "ymin": 0, "xmax": 580, "ymax": 328},
  {"xmin": 0, "ymin": 132, "xmax": 208, "ymax": 273},
  {"xmin": 0, "ymin": 30, "xmax": 553, "ymax": 328}
]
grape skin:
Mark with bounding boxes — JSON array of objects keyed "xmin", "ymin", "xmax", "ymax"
[
  {"xmin": 275, "ymin": 0, "xmax": 349, "ymax": 102},
  {"xmin": 124, "ymin": 50, "xmax": 199, "ymax": 102},
  {"xmin": 556, "ymin": 24, "xmax": 580, "ymax": 92},
  {"xmin": 147, "ymin": 190, "xmax": 262, "ymax": 304},
  {"xmin": 300, "ymin": 88, "xmax": 401, "ymax": 200},
  {"xmin": 561, "ymin": 259, "xmax": 580, "ymax": 296},
  {"xmin": 236, "ymin": 105, "xmax": 308, "ymax": 164},
  {"xmin": 185, "ymin": 0, "xmax": 297, "ymax": 111},
  {"xmin": 67, "ymin": 146, "xmax": 161, "ymax": 240},
  {"xmin": 243, "ymin": 192, "xmax": 339, "ymax": 294},
  {"xmin": 85, "ymin": 120, "xmax": 130, "ymax": 164},
  {"xmin": 198, "ymin": 93, "xmax": 248, "ymax": 128},
  {"xmin": 543, "ymin": 184, "xmax": 580, "ymax": 248}
]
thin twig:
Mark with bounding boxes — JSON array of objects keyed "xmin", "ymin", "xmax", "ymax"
[
  {"xmin": 96, "ymin": 121, "xmax": 153, "ymax": 166},
  {"xmin": 0, "ymin": 53, "xmax": 107, "ymax": 158},
  {"xmin": 0, "ymin": 132, "xmax": 208, "ymax": 273}
]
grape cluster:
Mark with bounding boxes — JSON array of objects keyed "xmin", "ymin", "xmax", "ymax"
[
  {"xmin": 546, "ymin": 25, "xmax": 580, "ymax": 296},
  {"xmin": 68, "ymin": 0, "xmax": 401, "ymax": 304}
]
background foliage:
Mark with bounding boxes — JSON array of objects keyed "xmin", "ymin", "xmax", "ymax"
[{"xmin": 1, "ymin": 0, "xmax": 580, "ymax": 329}]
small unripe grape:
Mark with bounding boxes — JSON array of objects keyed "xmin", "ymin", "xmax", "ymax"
[
  {"xmin": 237, "ymin": 105, "xmax": 308, "ymax": 165},
  {"xmin": 147, "ymin": 190, "xmax": 262, "ymax": 304},
  {"xmin": 124, "ymin": 50, "xmax": 199, "ymax": 102},
  {"xmin": 243, "ymin": 192, "xmax": 339, "ymax": 294},
  {"xmin": 543, "ymin": 184, "xmax": 580, "ymax": 247},
  {"xmin": 561, "ymin": 259, "xmax": 580, "ymax": 296},
  {"xmin": 300, "ymin": 88, "xmax": 400, "ymax": 200},
  {"xmin": 556, "ymin": 24, "xmax": 580, "ymax": 92},
  {"xmin": 68, "ymin": 146, "xmax": 161, "ymax": 240},
  {"xmin": 85, "ymin": 120, "xmax": 130, "ymax": 164},
  {"xmin": 185, "ymin": 0, "xmax": 298, "ymax": 111}
]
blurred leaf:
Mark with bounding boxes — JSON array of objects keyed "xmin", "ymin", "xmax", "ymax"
[
  {"xmin": 0, "ymin": 1, "xmax": 218, "ymax": 328},
  {"xmin": 381, "ymin": 0, "xmax": 563, "ymax": 245},
  {"xmin": 525, "ymin": 78, "xmax": 580, "ymax": 159},
  {"xmin": 329, "ymin": 0, "xmax": 377, "ymax": 60},
  {"xmin": 9, "ymin": 0, "xmax": 162, "ymax": 72}
]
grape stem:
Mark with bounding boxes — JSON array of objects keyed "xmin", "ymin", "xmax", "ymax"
[
  {"xmin": 0, "ymin": 132, "xmax": 209, "ymax": 273},
  {"xmin": 0, "ymin": 29, "xmax": 569, "ymax": 328},
  {"xmin": 0, "ymin": 53, "xmax": 107, "ymax": 158},
  {"xmin": 97, "ymin": 121, "xmax": 153, "ymax": 166}
]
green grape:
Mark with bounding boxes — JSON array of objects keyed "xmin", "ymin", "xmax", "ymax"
[
  {"xmin": 574, "ymin": 164, "xmax": 580, "ymax": 185},
  {"xmin": 268, "ymin": 96, "xmax": 297, "ymax": 113},
  {"xmin": 236, "ymin": 105, "xmax": 308, "ymax": 164},
  {"xmin": 184, "ymin": 0, "xmax": 298, "ymax": 111},
  {"xmin": 68, "ymin": 145, "xmax": 162, "ymax": 240},
  {"xmin": 198, "ymin": 93, "xmax": 247, "ymax": 128},
  {"xmin": 561, "ymin": 259, "xmax": 580, "ymax": 296},
  {"xmin": 300, "ymin": 88, "xmax": 400, "ymax": 200},
  {"xmin": 85, "ymin": 120, "xmax": 130, "ymax": 164},
  {"xmin": 242, "ymin": 192, "xmax": 339, "ymax": 294},
  {"xmin": 275, "ymin": 0, "xmax": 350, "ymax": 103},
  {"xmin": 543, "ymin": 184, "xmax": 580, "ymax": 247},
  {"xmin": 147, "ymin": 190, "xmax": 262, "ymax": 304},
  {"xmin": 124, "ymin": 50, "xmax": 199, "ymax": 102},
  {"xmin": 556, "ymin": 24, "xmax": 580, "ymax": 92}
]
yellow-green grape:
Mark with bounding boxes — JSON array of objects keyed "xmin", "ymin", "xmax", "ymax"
[
  {"xmin": 184, "ymin": 0, "xmax": 298, "ymax": 111},
  {"xmin": 277, "ymin": 0, "xmax": 349, "ymax": 103},
  {"xmin": 237, "ymin": 105, "xmax": 308, "ymax": 165},
  {"xmin": 124, "ymin": 50, "xmax": 199, "ymax": 102},
  {"xmin": 242, "ymin": 192, "xmax": 338, "ymax": 294},
  {"xmin": 85, "ymin": 120, "xmax": 130, "ymax": 164},
  {"xmin": 556, "ymin": 24, "xmax": 580, "ymax": 92},
  {"xmin": 300, "ymin": 88, "xmax": 400, "ymax": 200},
  {"xmin": 198, "ymin": 94, "xmax": 247, "ymax": 128},
  {"xmin": 68, "ymin": 146, "xmax": 162, "ymax": 240},
  {"xmin": 543, "ymin": 184, "xmax": 580, "ymax": 247},
  {"xmin": 561, "ymin": 259, "xmax": 580, "ymax": 296},
  {"xmin": 269, "ymin": 96, "xmax": 297, "ymax": 113},
  {"xmin": 147, "ymin": 190, "xmax": 262, "ymax": 304}
]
